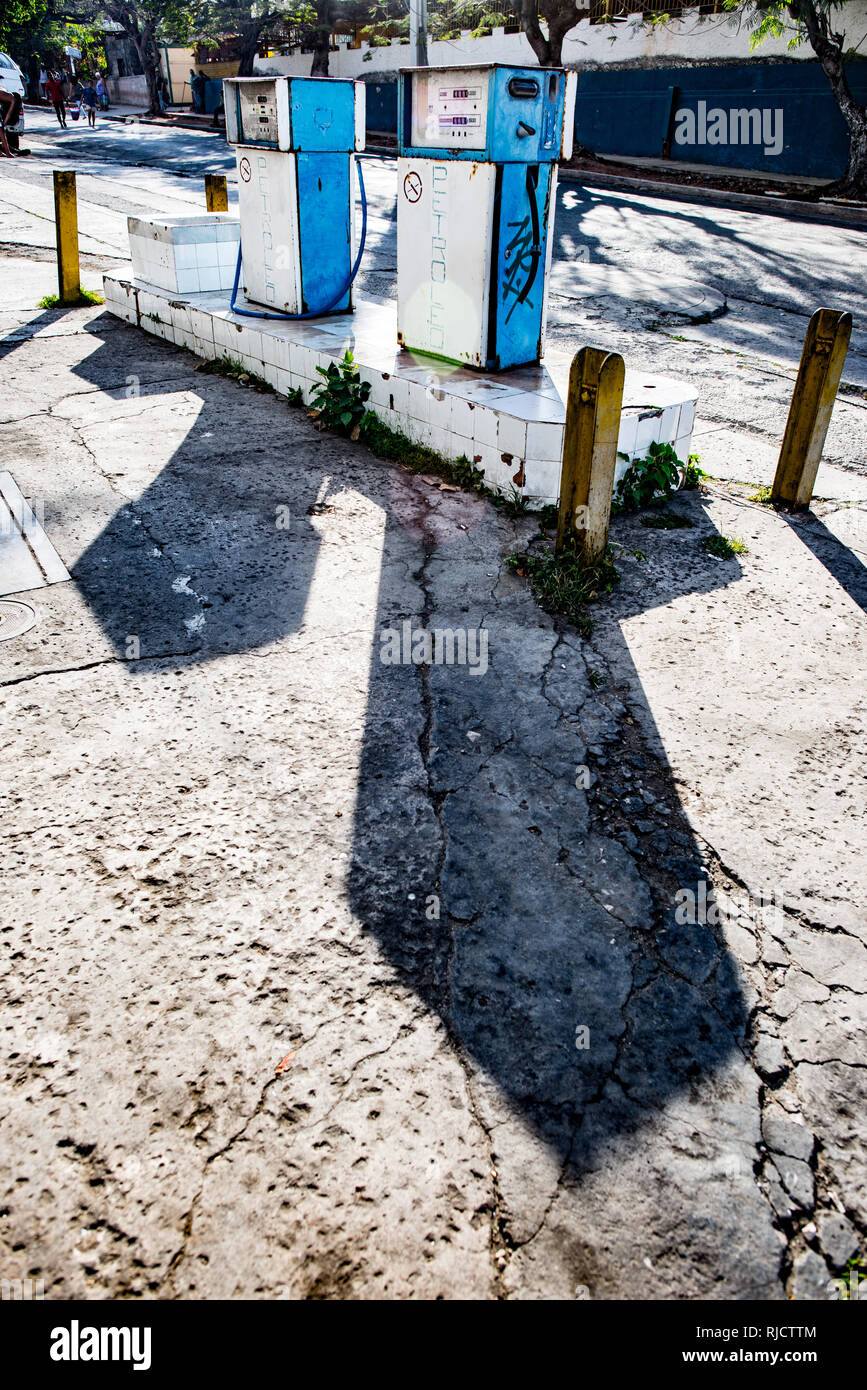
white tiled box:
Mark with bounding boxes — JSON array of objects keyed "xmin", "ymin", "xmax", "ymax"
[{"xmin": 128, "ymin": 215, "xmax": 241, "ymax": 297}]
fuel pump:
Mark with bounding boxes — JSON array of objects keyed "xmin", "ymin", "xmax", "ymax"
[
  {"xmin": 223, "ymin": 75, "xmax": 366, "ymax": 318},
  {"xmin": 397, "ymin": 64, "xmax": 576, "ymax": 371}
]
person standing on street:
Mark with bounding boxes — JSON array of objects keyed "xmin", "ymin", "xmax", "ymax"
[
  {"xmin": 191, "ymin": 69, "xmax": 206, "ymax": 114},
  {"xmin": 81, "ymin": 78, "xmax": 97, "ymax": 127},
  {"xmin": 96, "ymin": 73, "xmax": 108, "ymax": 111},
  {"xmin": 45, "ymin": 72, "xmax": 66, "ymax": 128}
]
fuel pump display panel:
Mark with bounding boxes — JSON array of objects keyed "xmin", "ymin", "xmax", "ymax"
[
  {"xmin": 410, "ymin": 68, "xmax": 489, "ymax": 151},
  {"xmin": 238, "ymin": 80, "xmax": 280, "ymax": 147},
  {"xmin": 224, "ymin": 75, "xmax": 364, "ymax": 153}
]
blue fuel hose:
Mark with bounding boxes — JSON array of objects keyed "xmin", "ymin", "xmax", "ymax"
[{"xmin": 230, "ymin": 155, "xmax": 367, "ymax": 321}]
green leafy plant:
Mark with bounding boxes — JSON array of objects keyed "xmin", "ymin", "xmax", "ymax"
[
  {"xmin": 612, "ymin": 441, "xmax": 682, "ymax": 515},
  {"xmin": 702, "ymin": 534, "xmax": 749, "ymax": 558},
  {"xmin": 449, "ymin": 454, "xmax": 487, "ymax": 493},
  {"xmin": 310, "ymin": 350, "xmax": 371, "ymax": 438},
  {"xmin": 682, "ymin": 455, "xmax": 708, "ymax": 490},
  {"xmin": 38, "ymin": 289, "xmax": 104, "ymax": 309},
  {"xmin": 507, "ymin": 545, "xmax": 620, "ymax": 637}
]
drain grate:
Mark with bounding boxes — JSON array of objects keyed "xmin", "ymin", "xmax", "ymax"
[{"xmin": 0, "ymin": 598, "xmax": 37, "ymax": 642}]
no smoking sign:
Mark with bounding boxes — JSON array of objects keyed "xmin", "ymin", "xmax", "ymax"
[
  {"xmin": 403, "ymin": 170, "xmax": 422, "ymax": 203},
  {"xmin": 239, "ymin": 157, "xmax": 252, "ymax": 183}
]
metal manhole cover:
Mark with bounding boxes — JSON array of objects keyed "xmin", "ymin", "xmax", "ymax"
[{"xmin": 0, "ymin": 598, "xmax": 37, "ymax": 642}]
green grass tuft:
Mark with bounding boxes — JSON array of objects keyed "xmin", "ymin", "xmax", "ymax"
[
  {"xmin": 702, "ymin": 533, "xmax": 749, "ymax": 558},
  {"xmin": 38, "ymin": 289, "xmax": 104, "ymax": 309},
  {"xmin": 747, "ymin": 485, "xmax": 774, "ymax": 505}
]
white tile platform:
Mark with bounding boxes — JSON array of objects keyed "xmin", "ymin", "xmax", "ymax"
[
  {"xmin": 128, "ymin": 216, "xmax": 241, "ymax": 297},
  {"xmin": 102, "ymin": 272, "xmax": 698, "ymax": 508}
]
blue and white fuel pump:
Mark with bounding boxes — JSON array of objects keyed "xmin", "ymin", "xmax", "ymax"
[
  {"xmin": 397, "ymin": 64, "xmax": 576, "ymax": 371},
  {"xmin": 223, "ymin": 75, "xmax": 366, "ymax": 318}
]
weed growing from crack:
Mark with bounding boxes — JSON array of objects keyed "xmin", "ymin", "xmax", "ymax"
[
  {"xmin": 38, "ymin": 289, "xmax": 104, "ymax": 309},
  {"xmin": 357, "ymin": 414, "xmax": 530, "ymax": 516},
  {"xmin": 682, "ymin": 455, "xmax": 709, "ymax": 489},
  {"xmin": 747, "ymin": 485, "xmax": 775, "ymax": 505},
  {"xmin": 358, "ymin": 411, "xmax": 446, "ymax": 470},
  {"xmin": 703, "ymin": 533, "xmax": 749, "ymax": 558},
  {"xmin": 507, "ymin": 544, "xmax": 620, "ymax": 637},
  {"xmin": 197, "ymin": 354, "xmax": 274, "ymax": 393}
]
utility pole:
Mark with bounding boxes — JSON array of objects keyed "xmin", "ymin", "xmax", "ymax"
[{"xmin": 409, "ymin": 0, "xmax": 428, "ymax": 67}]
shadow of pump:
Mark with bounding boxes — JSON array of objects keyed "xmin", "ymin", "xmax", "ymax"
[{"xmin": 63, "ymin": 311, "xmax": 803, "ymax": 1270}]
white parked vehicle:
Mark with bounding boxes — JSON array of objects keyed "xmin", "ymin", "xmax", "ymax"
[{"xmin": 0, "ymin": 52, "xmax": 26, "ymax": 134}]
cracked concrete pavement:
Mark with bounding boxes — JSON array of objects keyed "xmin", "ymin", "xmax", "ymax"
[{"xmin": 1, "ymin": 187, "xmax": 866, "ymax": 1303}]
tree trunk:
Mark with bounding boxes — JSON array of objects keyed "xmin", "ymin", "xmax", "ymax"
[
  {"xmin": 237, "ymin": 23, "xmax": 262, "ymax": 78},
  {"xmin": 311, "ymin": 0, "xmax": 332, "ymax": 76},
  {"xmin": 794, "ymin": 0, "xmax": 867, "ymax": 198},
  {"xmin": 124, "ymin": 19, "xmax": 160, "ymax": 117},
  {"xmin": 517, "ymin": 0, "xmax": 553, "ymax": 64},
  {"xmin": 546, "ymin": 14, "xmax": 578, "ymax": 66}
]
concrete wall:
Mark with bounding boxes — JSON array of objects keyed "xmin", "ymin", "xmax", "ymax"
[
  {"xmin": 254, "ymin": 5, "xmax": 867, "ymax": 79},
  {"xmin": 107, "ymin": 74, "xmax": 148, "ymax": 105}
]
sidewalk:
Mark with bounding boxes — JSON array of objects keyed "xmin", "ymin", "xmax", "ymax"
[
  {"xmin": 0, "ymin": 247, "xmax": 864, "ymax": 1299},
  {"xmin": 110, "ymin": 106, "xmax": 225, "ymax": 131}
]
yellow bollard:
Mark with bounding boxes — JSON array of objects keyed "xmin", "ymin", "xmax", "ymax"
[
  {"xmin": 771, "ymin": 308, "xmax": 852, "ymax": 511},
  {"xmin": 556, "ymin": 346, "xmax": 626, "ymax": 562},
  {"xmin": 53, "ymin": 170, "xmax": 81, "ymax": 304},
  {"xmin": 205, "ymin": 174, "xmax": 229, "ymax": 212}
]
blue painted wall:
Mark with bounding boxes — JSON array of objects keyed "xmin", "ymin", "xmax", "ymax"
[
  {"xmin": 363, "ymin": 63, "xmax": 866, "ymax": 179},
  {"xmin": 366, "ymin": 81, "xmax": 398, "ymax": 134},
  {"xmin": 574, "ymin": 62, "xmax": 867, "ymax": 178}
]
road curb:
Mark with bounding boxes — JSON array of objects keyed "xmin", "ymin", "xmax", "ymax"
[{"xmin": 558, "ymin": 167, "xmax": 867, "ymax": 232}]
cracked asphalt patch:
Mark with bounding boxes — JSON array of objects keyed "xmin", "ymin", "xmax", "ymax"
[{"xmin": 0, "ymin": 254, "xmax": 865, "ymax": 1300}]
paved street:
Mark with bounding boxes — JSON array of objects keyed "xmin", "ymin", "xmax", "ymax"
[{"xmin": 0, "ymin": 113, "xmax": 865, "ymax": 1301}]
